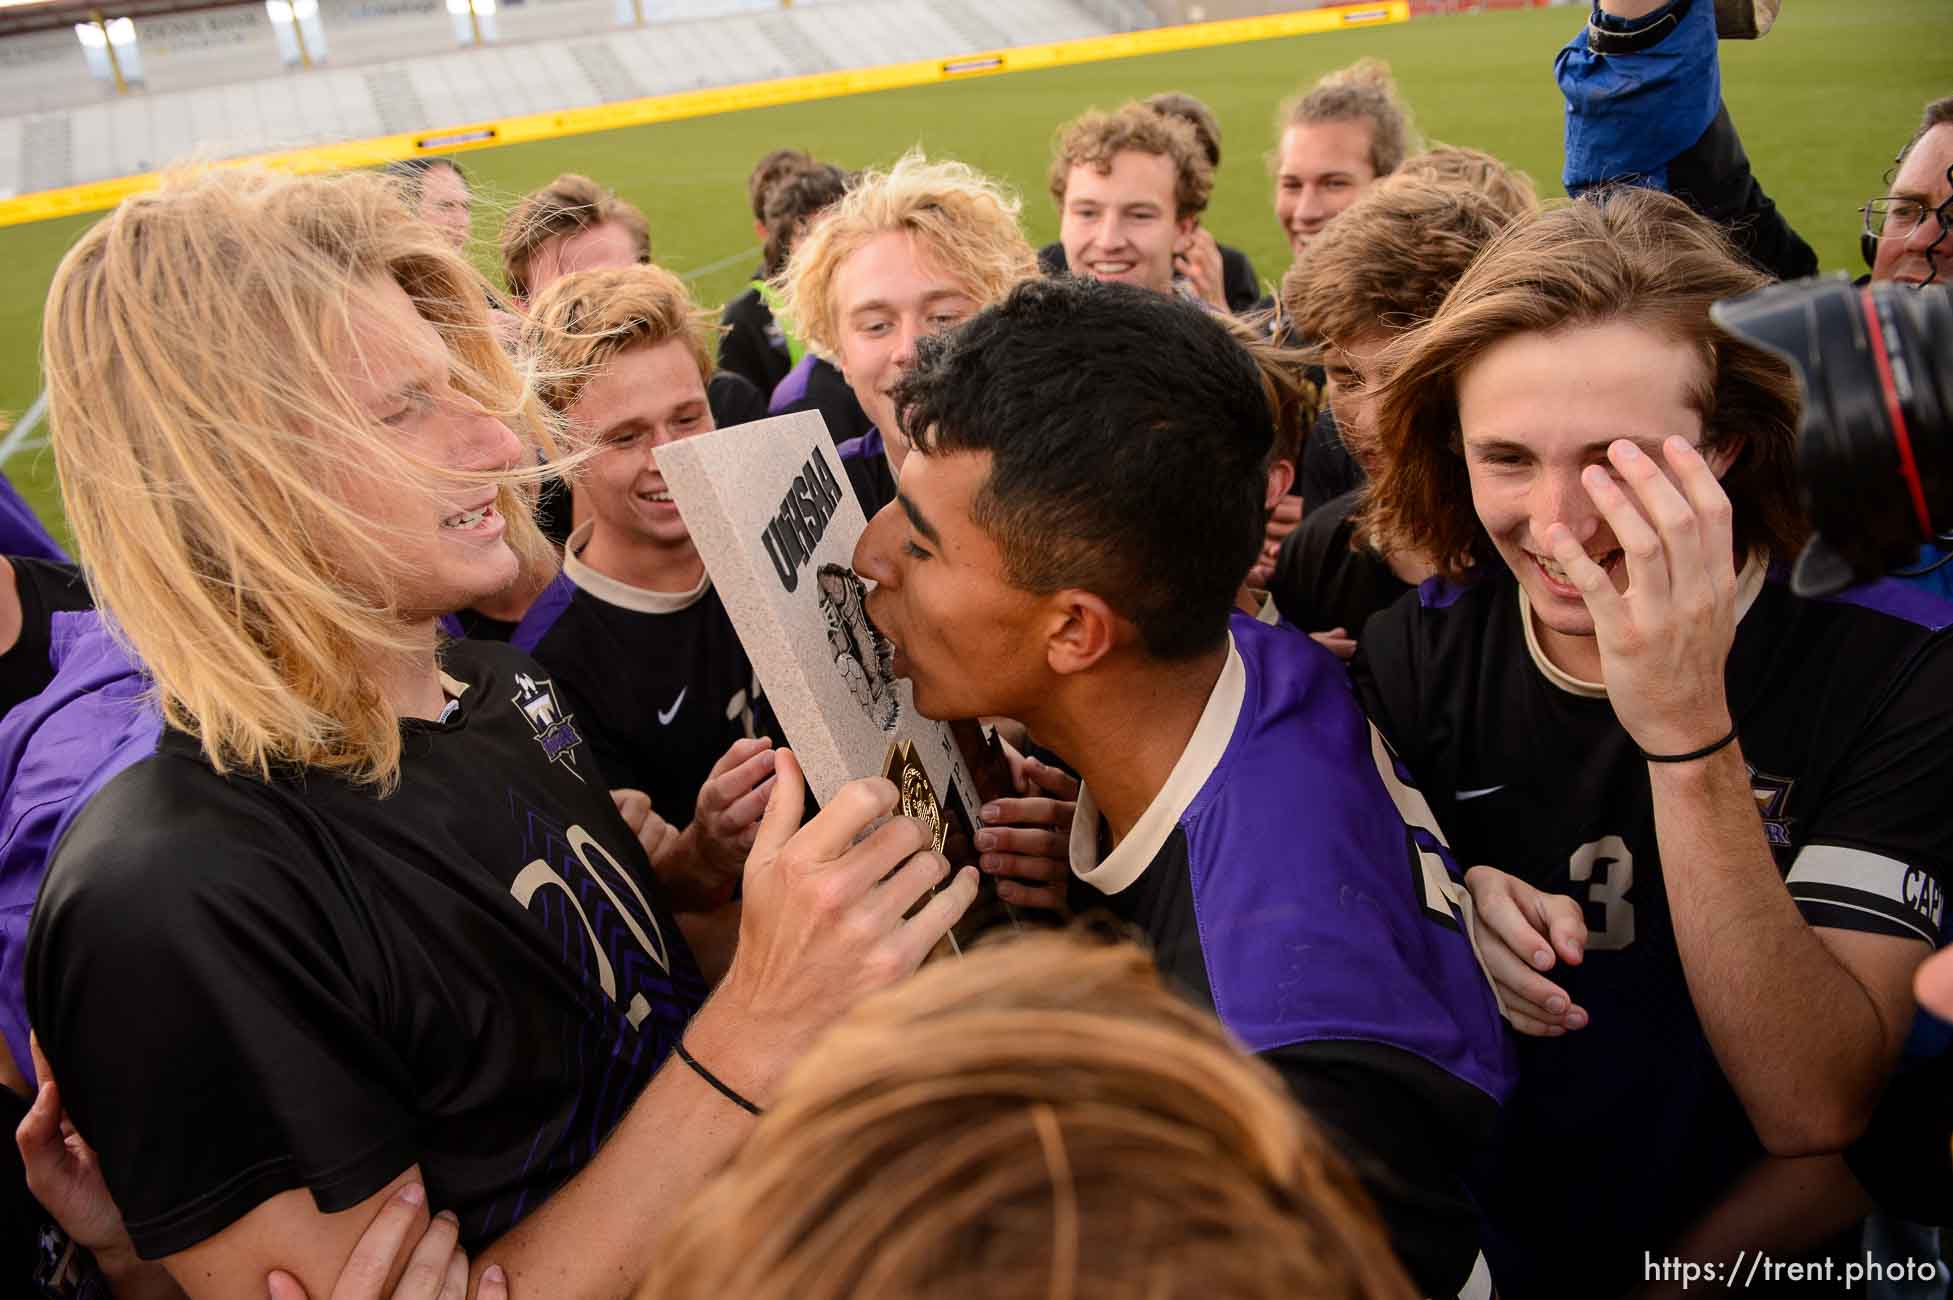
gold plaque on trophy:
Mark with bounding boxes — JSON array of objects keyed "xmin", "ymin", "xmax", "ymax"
[{"xmin": 883, "ymin": 738, "xmax": 947, "ymax": 853}]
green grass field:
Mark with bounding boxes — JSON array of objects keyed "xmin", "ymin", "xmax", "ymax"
[{"xmin": 0, "ymin": 0, "xmax": 1943, "ymax": 544}]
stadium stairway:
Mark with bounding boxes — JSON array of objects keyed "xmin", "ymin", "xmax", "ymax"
[{"xmin": 0, "ymin": 0, "xmax": 1118, "ymax": 199}]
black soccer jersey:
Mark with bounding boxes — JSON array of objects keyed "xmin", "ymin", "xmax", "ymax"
[
  {"xmin": 0, "ymin": 558, "xmax": 92, "ymax": 715},
  {"xmin": 1268, "ymin": 490, "xmax": 1409, "ymax": 640},
  {"xmin": 1299, "ymin": 407, "xmax": 1363, "ymax": 511},
  {"xmin": 717, "ymin": 283, "xmax": 793, "ymax": 397},
  {"xmin": 706, "ymin": 370, "xmax": 768, "ymax": 431},
  {"xmin": 1352, "ymin": 562, "xmax": 1953, "ymax": 1299},
  {"xmin": 838, "ymin": 428, "xmax": 897, "ymax": 519},
  {"xmin": 515, "ymin": 525, "xmax": 776, "ymax": 824},
  {"xmin": 26, "ymin": 639, "xmax": 707, "ymax": 1258},
  {"xmin": 768, "ymin": 355, "xmax": 872, "ymax": 446}
]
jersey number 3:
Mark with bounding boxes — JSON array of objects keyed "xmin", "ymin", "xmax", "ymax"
[{"xmin": 1569, "ymin": 835, "xmax": 1635, "ymax": 950}]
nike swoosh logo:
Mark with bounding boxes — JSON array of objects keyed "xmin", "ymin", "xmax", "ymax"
[
  {"xmin": 657, "ymin": 687, "xmax": 686, "ymax": 726},
  {"xmin": 1455, "ymin": 785, "xmax": 1506, "ymax": 802}
]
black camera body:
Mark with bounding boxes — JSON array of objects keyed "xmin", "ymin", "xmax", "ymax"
[{"xmin": 1712, "ymin": 276, "xmax": 1952, "ymax": 596}]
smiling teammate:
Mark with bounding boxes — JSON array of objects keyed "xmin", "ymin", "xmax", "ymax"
[
  {"xmin": 1352, "ymin": 188, "xmax": 1953, "ymax": 1297},
  {"xmin": 1048, "ymin": 103, "xmax": 1214, "ymax": 305},
  {"xmin": 1271, "ymin": 59, "xmax": 1418, "ymax": 265},
  {"xmin": 510, "ymin": 264, "xmax": 780, "ymax": 871},
  {"xmin": 773, "ymin": 152, "xmax": 1038, "ymax": 517}
]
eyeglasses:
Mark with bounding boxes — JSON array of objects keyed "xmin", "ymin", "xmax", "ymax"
[{"xmin": 1860, "ymin": 194, "xmax": 1953, "ymax": 241}]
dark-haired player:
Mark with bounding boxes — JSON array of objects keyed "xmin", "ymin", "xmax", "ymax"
[
  {"xmin": 853, "ymin": 275, "xmax": 1513, "ymax": 1298},
  {"xmin": 1354, "ymin": 189, "xmax": 1953, "ymax": 1298},
  {"xmin": 499, "ymin": 174, "xmax": 766, "ymax": 437},
  {"xmin": 720, "ymin": 162, "xmax": 846, "ymax": 397}
]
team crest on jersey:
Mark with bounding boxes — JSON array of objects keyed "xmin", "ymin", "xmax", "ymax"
[
  {"xmin": 1748, "ymin": 767, "xmax": 1795, "ymax": 848},
  {"xmin": 514, "ymin": 671, "xmax": 584, "ymax": 779}
]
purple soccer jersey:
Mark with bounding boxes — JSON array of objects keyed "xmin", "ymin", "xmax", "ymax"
[
  {"xmin": 1072, "ymin": 612, "xmax": 1513, "ymax": 1100},
  {"xmin": 0, "ymin": 612, "xmax": 155, "ymax": 1077},
  {"xmin": 1065, "ymin": 614, "xmax": 1513, "ymax": 1295},
  {"xmin": 0, "ymin": 473, "xmax": 66, "ymax": 565}
]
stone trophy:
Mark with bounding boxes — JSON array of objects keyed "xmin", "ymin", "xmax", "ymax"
[{"xmin": 655, "ymin": 410, "xmax": 1016, "ymax": 948}]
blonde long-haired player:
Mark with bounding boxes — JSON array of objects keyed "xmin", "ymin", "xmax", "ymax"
[{"xmin": 24, "ymin": 166, "xmax": 974, "ymax": 1299}]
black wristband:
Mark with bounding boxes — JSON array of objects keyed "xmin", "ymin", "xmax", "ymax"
[
  {"xmin": 1639, "ymin": 724, "xmax": 1738, "ymax": 764},
  {"xmin": 673, "ymin": 1040, "xmax": 763, "ymax": 1116},
  {"xmin": 1585, "ymin": 0, "xmax": 1691, "ymax": 54}
]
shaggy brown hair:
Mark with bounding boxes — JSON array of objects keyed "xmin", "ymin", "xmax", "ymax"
[
  {"xmin": 1398, "ymin": 144, "xmax": 1540, "ymax": 225},
  {"xmin": 499, "ymin": 173, "xmax": 652, "ymax": 298},
  {"xmin": 760, "ymin": 162, "xmax": 849, "ymax": 278},
  {"xmin": 747, "ymin": 146, "xmax": 814, "ymax": 223},
  {"xmin": 1276, "ymin": 58, "xmax": 1421, "ymax": 180},
  {"xmin": 639, "ymin": 931, "xmax": 1419, "ymax": 1300},
  {"xmin": 1049, "ymin": 102, "xmax": 1214, "ymax": 219},
  {"xmin": 1146, "ymin": 89, "xmax": 1224, "ymax": 169},
  {"xmin": 1281, "ymin": 170, "xmax": 1535, "ymax": 351},
  {"xmin": 1362, "ymin": 187, "xmax": 1808, "ymax": 579}
]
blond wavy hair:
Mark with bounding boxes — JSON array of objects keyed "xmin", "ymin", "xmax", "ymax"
[
  {"xmin": 640, "ymin": 931, "xmax": 1419, "ymax": 1300},
  {"xmin": 523, "ymin": 264, "xmax": 717, "ymax": 415},
  {"xmin": 772, "ymin": 151, "xmax": 1037, "ymax": 364},
  {"xmin": 1049, "ymin": 102, "xmax": 1215, "ymax": 219},
  {"xmin": 500, "ymin": 172, "xmax": 653, "ymax": 298},
  {"xmin": 44, "ymin": 166, "xmax": 560, "ymax": 789}
]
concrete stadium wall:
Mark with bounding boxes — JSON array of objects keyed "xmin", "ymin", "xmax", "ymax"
[
  {"xmin": 0, "ymin": 30, "xmax": 100, "ymax": 115},
  {"xmin": 135, "ymin": 7, "xmax": 287, "ymax": 96},
  {"xmin": 0, "ymin": 0, "xmax": 750, "ymax": 116}
]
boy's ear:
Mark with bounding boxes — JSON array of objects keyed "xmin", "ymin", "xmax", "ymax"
[
  {"xmin": 1266, "ymin": 458, "xmax": 1296, "ymax": 510},
  {"xmin": 1046, "ymin": 589, "xmax": 1122, "ymax": 677}
]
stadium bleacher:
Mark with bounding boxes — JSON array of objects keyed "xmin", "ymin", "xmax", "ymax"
[{"xmin": 0, "ymin": 0, "xmax": 1127, "ymax": 198}]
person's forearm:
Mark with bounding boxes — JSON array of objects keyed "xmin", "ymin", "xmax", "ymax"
[
  {"xmin": 1630, "ymin": 1155, "xmax": 1871, "ymax": 1300},
  {"xmin": 675, "ymin": 901, "xmax": 741, "ymax": 984},
  {"xmin": 103, "ymin": 1252, "xmax": 189, "ymax": 1300},
  {"xmin": 468, "ymin": 994, "xmax": 791, "ymax": 1297},
  {"xmin": 1653, "ymin": 746, "xmax": 1895, "ymax": 1154}
]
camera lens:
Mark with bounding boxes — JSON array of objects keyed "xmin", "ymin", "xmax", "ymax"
[{"xmin": 1712, "ymin": 276, "xmax": 1952, "ymax": 595}]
